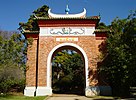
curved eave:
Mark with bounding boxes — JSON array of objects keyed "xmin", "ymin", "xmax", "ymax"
[
  {"xmin": 94, "ymin": 29, "xmax": 112, "ymax": 33},
  {"xmin": 21, "ymin": 30, "xmax": 39, "ymax": 39},
  {"xmin": 22, "ymin": 30, "xmax": 39, "ymax": 34},
  {"xmin": 48, "ymin": 8, "xmax": 87, "ymax": 18}
]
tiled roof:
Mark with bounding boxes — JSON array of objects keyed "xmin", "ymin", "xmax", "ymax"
[
  {"xmin": 22, "ymin": 30, "xmax": 39, "ymax": 34},
  {"xmin": 34, "ymin": 16, "xmax": 100, "ymax": 20},
  {"xmin": 95, "ymin": 29, "xmax": 112, "ymax": 33}
]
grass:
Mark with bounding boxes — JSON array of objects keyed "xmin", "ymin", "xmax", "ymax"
[{"xmin": 0, "ymin": 92, "xmax": 46, "ymax": 100}]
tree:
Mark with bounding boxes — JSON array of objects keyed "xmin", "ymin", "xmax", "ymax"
[
  {"xmin": 99, "ymin": 10, "xmax": 136, "ymax": 96},
  {"xmin": 0, "ymin": 31, "xmax": 26, "ymax": 93},
  {"xmin": 0, "ymin": 30, "xmax": 13, "ymax": 39},
  {"xmin": 97, "ymin": 22, "xmax": 109, "ymax": 29},
  {"xmin": 19, "ymin": 5, "xmax": 49, "ymax": 31},
  {"xmin": 0, "ymin": 5, "xmax": 50, "ymax": 94},
  {"xmin": 52, "ymin": 50, "xmax": 85, "ymax": 94}
]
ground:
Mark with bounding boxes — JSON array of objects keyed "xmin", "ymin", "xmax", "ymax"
[
  {"xmin": 46, "ymin": 94, "xmax": 115, "ymax": 100},
  {"xmin": 0, "ymin": 93, "xmax": 136, "ymax": 100}
]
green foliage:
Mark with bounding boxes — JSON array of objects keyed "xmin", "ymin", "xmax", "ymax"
[
  {"xmin": 0, "ymin": 79, "xmax": 25, "ymax": 93},
  {"xmin": 19, "ymin": 5, "xmax": 49, "ymax": 31},
  {"xmin": 97, "ymin": 22, "xmax": 109, "ymax": 29},
  {"xmin": 99, "ymin": 10, "xmax": 136, "ymax": 96},
  {"xmin": 0, "ymin": 93, "xmax": 46, "ymax": 100},
  {"xmin": 0, "ymin": 33, "xmax": 27, "ymax": 72},
  {"xmin": 52, "ymin": 50, "xmax": 85, "ymax": 94},
  {"xmin": 0, "ymin": 31, "xmax": 27, "ymax": 94}
]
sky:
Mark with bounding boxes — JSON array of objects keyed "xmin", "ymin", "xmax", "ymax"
[{"xmin": 0, "ymin": 0, "xmax": 136, "ymax": 31}]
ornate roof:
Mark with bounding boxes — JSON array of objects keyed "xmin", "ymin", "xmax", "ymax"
[
  {"xmin": 48, "ymin": 8, "xmax": 86, "ymax": 18},
  {"xmin": 35, "ymin": 16, "xmax": 100, "ymax": 20},
  {"xmin": 21, "ymin": 8, "xmax": 103, "ymax": 34},
  {"xmin": 34, "ymin": 7, "xmax": 100, "ymax": 20}
]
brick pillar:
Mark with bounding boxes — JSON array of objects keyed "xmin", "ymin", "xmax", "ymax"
[
  {"xmin": 36, "ymin": 36, "xmax": 52, "ymax": 96},
  {"xmin": 24, "ymin": 38, "xmax": 38, "ymax": 96}
]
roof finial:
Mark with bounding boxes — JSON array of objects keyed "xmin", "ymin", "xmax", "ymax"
[{"xmin": 65, "ymin": 5, "xmax": 70, "ymax": 14}]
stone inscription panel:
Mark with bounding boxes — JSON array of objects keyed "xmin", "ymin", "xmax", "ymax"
[{"xmin": 56, "ymin": 37, "xmax": 78, "ymax": 42}]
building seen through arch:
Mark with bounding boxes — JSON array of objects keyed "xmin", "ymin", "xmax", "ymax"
[{"xmin": 22, "ymin": 7, "xmax": 112, "ymax": 96}]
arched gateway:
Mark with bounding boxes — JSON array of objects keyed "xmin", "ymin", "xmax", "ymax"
[
  {"xmin": 23, "ymin": 8, "xmax": 112, "ymax": 96},
  {"xmin": 47, "ymin": 43, "xmax": 88, "ymax": 93}
]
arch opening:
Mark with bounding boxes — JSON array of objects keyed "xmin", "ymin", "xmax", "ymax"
[
  {"xmin": 47, "ymin": 43, "xmax": 89, "ymax": 95},
  {"xmin": 52, "ymin": 48, "xmax": 85, "ymax": 95}
]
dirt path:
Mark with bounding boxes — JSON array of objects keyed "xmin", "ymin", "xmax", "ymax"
[
  {"xmin": 46, "ymin": 94, "xmax": 114, "ymax": 100},
  {"xmin": 46, "ymin": 94, "xmax": 92, "ymax": 100}
]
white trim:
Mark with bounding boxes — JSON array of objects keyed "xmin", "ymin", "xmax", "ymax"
[
  {"xmin": 48, "ymin": 8, "xmax": 86, "ymax": 18},
  {"xmin": 36, "ymin": 86, "xmax": 52, "ymax": 96},
  {"xmin": 24, "ymin": 86, "xmax": 36, "ymax": 96},
  {"xmin": 47, "ymin": 43, "xmax": 89, "ymax": 94},
  {"xmin": 39, "ymin": 27, "xmax": 95, "ymax": 36}
]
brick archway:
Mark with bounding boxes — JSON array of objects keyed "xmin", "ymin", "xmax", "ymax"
[
  {"xmin": 47, "ymin": 43, "xmax": 89, "ymax": 94},
  {"xmin": 23, "ymin": 10, "xmax": 112, "ymax": 97}
]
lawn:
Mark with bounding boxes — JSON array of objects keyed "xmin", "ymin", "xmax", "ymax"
[{"xmin": 0, "ymin": 93, "xmax": 46, "ymax": 100}]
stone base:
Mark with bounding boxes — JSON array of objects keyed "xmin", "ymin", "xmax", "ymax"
[
  {"xmin": 85, "ymin": 86, "xmax": 100, "ymax": 97},
  {"xmin": 85, "ymin": 86, "xmax": 112, "ymax": 97},
  {"xmin": 24, "ymin": 87, "xmax": 36, "ymax": 96},
  {"xmin": 36, "ymin": 87, "xmax": 52, "ymax": 96},
  {"xmin": 24, "ymin": 86, "xmax": 52, "ymax": 96},
  {"xmin": 24, "ymin": 86, "xmax": 111, "ymax": 96}
]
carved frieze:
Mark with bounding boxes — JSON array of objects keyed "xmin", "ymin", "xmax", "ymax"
[
  {"xmin": 50, "ymin": 27, "xmax": 85, "ymax": 35},
  {"xmin": 40, "ymin": 27, "xmax": 95, "ymax": 36}
]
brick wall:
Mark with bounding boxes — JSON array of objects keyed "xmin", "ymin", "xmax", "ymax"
[
  {"xmin": 25, "ymin": 34, "xmax": 105, "ymax": 87},
  {"xmin": 26, "ymin": 38, "xmax": 38, "ymax": 87}
]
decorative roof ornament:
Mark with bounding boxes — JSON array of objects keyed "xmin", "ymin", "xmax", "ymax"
[
  {"xmin": 48, "ymin": 0, "xmax": 86, "ymax": 18},
  {"xmin": 48, "ymin": 8, "xmax": 86, "ymax": 18},
  {"xmin": 65, "ymin": 5, "xmax": 70, "ymax": 14}
]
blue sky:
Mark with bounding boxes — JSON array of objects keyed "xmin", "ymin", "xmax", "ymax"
[{"xmin": 0, "ymin": 0, "xmax": 136, "ymax": 31}]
